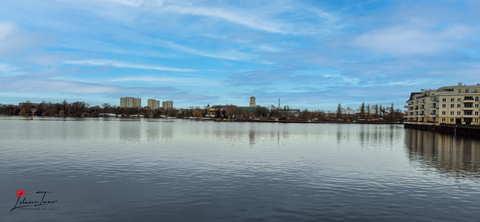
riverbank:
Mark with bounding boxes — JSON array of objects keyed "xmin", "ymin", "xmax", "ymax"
[
  {"xmin": 1, "ymin": 115, "xmax": 404, "ymax": 124},
  {"xmin": 404, "ymin": 123, "xmax": 480, "ymax": 138},
  {"xmin": 235, "ymin": 119, "xmax": 402, "ymax": 124}
]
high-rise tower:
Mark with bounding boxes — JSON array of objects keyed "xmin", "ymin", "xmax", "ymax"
[{"xmin": 250, "ymin": 96, "xmax": 256, "ymax": 107}]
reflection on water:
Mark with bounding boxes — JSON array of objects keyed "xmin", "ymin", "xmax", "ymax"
[
  {"xmin": 405, "ymin": 129, "xmax": 480, "ymax": 177},
  {"xmin": 2, "ymin": 117, "xmax": 480, "ymax": 221}
]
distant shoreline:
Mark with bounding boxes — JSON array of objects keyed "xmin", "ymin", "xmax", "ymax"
[{"xmin": 0, "ymin": 115, "xmax": 403, "ymax": 124}]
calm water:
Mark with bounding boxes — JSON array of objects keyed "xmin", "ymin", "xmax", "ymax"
[{"xmin": 1, "ymin": 116, "xmax": 480, "ymax": 221}]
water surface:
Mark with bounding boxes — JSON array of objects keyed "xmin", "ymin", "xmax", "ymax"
[{"xmin": 1, "ymin": 116, "xmax": 480, "ymax": 221}]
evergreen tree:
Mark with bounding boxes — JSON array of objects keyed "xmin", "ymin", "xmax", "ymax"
[
  {"xmin": 336, "ymin": 103, "xmax": 342, "ymax": 119},
  {"xmin": 360, "ymin": 102, "xmax": 365, "ymax": 118},
  {"xmin": 379, "ymin": 104, "xmax": 383, "ymax": 118}
]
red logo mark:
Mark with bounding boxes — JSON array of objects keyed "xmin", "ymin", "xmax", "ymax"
[{"xmin": 16, "ymin": 190, "xmax": 25, "ymax": 197}]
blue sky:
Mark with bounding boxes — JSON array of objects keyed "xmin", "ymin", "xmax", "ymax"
[{"xmin": 1, "ymin": 0, "xmax": 480, "ymax": 110}]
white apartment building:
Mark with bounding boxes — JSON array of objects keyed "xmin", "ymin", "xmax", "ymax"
[
  {"xmin": 162, "ymin": 101, "xmax": 173, "ymax": 109},
  {"xmin": 120, "ymin": 97, "xmax": 141, "ymax": 108},
  {"xmin": 147, "ymin": 99, "xmax": 160, "ymax": 110},
  {"xmin": 405, "ymin": 82, "xmax": 480, "ymax": 125}
]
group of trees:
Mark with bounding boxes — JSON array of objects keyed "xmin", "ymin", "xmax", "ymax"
[
  {"xmin": 336, "ymin": 102, "xmax": 404, "ymax": 121},
  {"xmin": 0, "ymin": 99, "xmax": 404, "ymax": 121},
  {"xmin": 0, "ymin": 100, "xmax": 177, "ymax": 117}
]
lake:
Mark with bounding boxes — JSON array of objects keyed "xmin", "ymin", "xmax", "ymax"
[{"xmin": 1, "ymin": 116, "xmax": 480, "ymax": 221}]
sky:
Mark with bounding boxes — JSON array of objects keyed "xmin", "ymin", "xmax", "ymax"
[{"xmin": 1, "ymin": 0, "xmax": 480, "ymax": 111}]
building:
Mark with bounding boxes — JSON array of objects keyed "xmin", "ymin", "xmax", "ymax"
[
  {"xmin": 120, "ymin": 97, "xmax": 141, "ymax": 108},
  {"xmin": 120, "ymin": 98, "xmax": 126, "ymax": 107},
  {"xmin": 405, "ymin": 82, "xmax": 480, "ymax": 125},
  {"xmin": 250, "ymin": 96, "xmax": 256, "ymax": 107},
  {"xmin": 209, "ymin": 105, "xmax": 237, "ymax": 116},
  {"xmin": 278, "ymin": 109, "xmax": 301, "ymax": 117},
  {"xmin": 147, "ymin": 99, "xmax": 160, "ymax": 110},
  {"xmin": 134, "ymin": 98, "xmax": 141, "ymax": 108},
  {"xmin": 162, "ymin": 101, "xmax": 173, "ymax": 109}
]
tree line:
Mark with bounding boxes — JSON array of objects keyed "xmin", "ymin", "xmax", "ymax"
[
  {"xmin": 0, "ymin": 100, "xmax": 404, "ymax": 121},
  {"xmin": 336, "ymin": 102, "xmax": 404, "ymax": 121}
]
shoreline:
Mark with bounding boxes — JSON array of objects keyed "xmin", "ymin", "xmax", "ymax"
[{"xmin": 0, "ymin": 115, "xmax": 403, "ymax": 124}]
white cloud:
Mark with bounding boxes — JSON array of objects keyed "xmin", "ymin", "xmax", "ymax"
[
  {"xmin": 0, "ymin": 63, "xmax": 26, "ymax": 76},
  {"xmin": 351, "ymin": 22, "xmax": 470, "ymax": 55},
  {"xmin": 0, "ymin": 21, "xmax": 51, "ymax": 56},
  {"xmin": 109, "ymin": 75, "xmax": 220, "ymax": 86},
  {"xmin": 64, "ymin": 59, "xmax": 196, "ymax": 72},
  {"xmin": 92, "ymin": 0, "xmax": 335, "ymax": 34},
  {"xmin": 0, "ymin": 21, "xmax": 17, "ymax": 39},
  {"xmin": 386, "ymin": 81, "xmax": 423, "ymax": 86},
  {"xmin": 157, "ymin": 39, "xmax": 253, "ymax": 61},
  {"xmin": 104, "ymin": 0, "xmax": 288, "ymax": 33}
]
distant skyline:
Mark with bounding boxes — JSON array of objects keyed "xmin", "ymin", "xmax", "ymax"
[{"xmin": 1, "ymin": 0, "xmax": 480, "ymax": 110}]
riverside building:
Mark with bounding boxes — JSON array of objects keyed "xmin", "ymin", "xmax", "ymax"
[{"xmin": 405, "ymin": 82, "xmax": 480, "ymax": 125}]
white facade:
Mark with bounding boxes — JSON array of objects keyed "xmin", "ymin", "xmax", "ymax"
[
  {"xmin": 148, "ymin": 99, "xmax": 160, "ymax": 110},
  {"xmin": 120, "ymin": 97, "xmax": 141, "ymax": 108},
  {"xmin": 162, "ymin": 101, "xmax": 173, "ymax": 109},
  {"xmin": 406, "ymin": 82, "xmax": 480, "ymax": 125}
]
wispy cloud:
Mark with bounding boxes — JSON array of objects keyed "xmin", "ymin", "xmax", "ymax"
[
  {"xmin": 64, "ymin": 59, "xmax": 196, "ymax": 72},
  {"xmin": 109, "ymin": 76, "xmax": 220, "ymax": 86},
  {"xmin": 351, "ymin": 20, "xmax": 471, "ymax": 55},
  {"xmin": 157, "ymin": 39, "xmax": 253, "ymax": 61},
  {"xmin": 0, "ymin": 21, "xmax": 51, "ymax": 56},
  {"xmin": 104, "ymin": 0, "xmax": 288, "ymax": 33},
  {"xmin": 0, "ymin": 63, "xmax": 26, "ymax": 76}
]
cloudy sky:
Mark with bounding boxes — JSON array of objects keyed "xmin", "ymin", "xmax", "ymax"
[{"xmin": 1, "ymin": 0, "xmax": 480, "ymax": 110}]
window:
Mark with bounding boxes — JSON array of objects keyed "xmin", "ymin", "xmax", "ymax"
[
  {"xmin": 458, "ymin": 89, "xmax": 462, "ymax": 93},
  {"xmin": 465, "ymin": 103, "xmax": 473, "ymax": 108},
  {"xmin": 451, "ymin": 111, "xmax": 455, "ymax": 115},
  {"xmin": 458, "ymin": 104, "xmax": 462, "ymax": 108},
  {"xmin": 451, "ymin": 98, "xmax": 455, "ymax": 102},
  {"xmin": 442, "ymin": 104, "xmax": 446, "ymax": 108},
  {"xmin": 457, "ymin": 111, "xmax": 461, "ymax": 115},
  {"xmin": 477, "ymin": 104, "xmax": 479, "ymax": 108},
  {"xmin": 465, "ymin": 111, "xmax": 472, "ymax": 115},
  {"xmin": 442, "ymin": 118, "xmax": 446, "ymax": 122},
  {"xmin": 451, "ymin": 104, "xmax": 455, "ymax": 108},
  {"xmin": 476, "ymin": 119, "xmax": 479, "ymax": 123},
  {"xmin": 466, "ymin": 89, "xmax": 470, "ymax": 93},
  {"xmin": 442, "ymin": 111, "xmax": 446, "ymax": 115},
  {"xmin": 458, "ymin": 98, "xmax": 462, "ymax": 102},
  {"xmin": 450, "ymin": 118, "xmax": 455, "ymax": 123},
  {"xmin": 476, "ymin": 111, "xmax": 479, "ymax": 115},
  {"xmin": 476, "ymin": 97, "xmax": 479, "ymax": 101},
  {"xmin": 472, "ymin": 89, "xmax": 475, "ymax": 93},
  {"xmin": 442, "ymin": 97, "xmax": 446, "ymax": 102}
]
